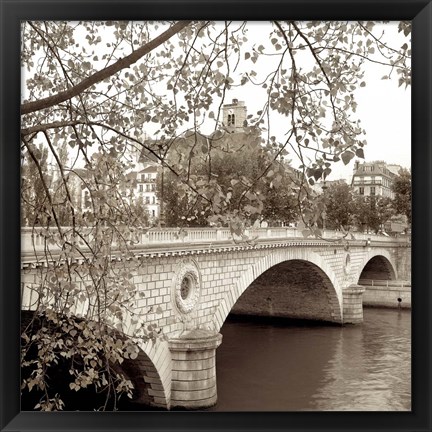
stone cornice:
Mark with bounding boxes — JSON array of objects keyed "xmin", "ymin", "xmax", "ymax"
[{"xmin": 20, "ymin": 238, "xmax": 407, "ymax": 269}]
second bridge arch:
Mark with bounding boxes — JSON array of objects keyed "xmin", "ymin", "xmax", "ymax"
[{"xmin": 230, "ymin": 259, "xmax": 341, "ymax": 324}]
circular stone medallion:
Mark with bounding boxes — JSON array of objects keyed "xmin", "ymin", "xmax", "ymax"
[{"xmin": 173, "ymin": 261, "xmax": 201, "ymax": 314}]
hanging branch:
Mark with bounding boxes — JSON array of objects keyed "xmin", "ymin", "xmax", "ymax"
[{"xmin": 21, "ymin": 21, "xmax": 191, "ymax": 115}]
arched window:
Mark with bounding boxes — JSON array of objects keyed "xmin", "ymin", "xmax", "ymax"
[{"xmin": 227, "ymin": 113, "xmax": 235, "ymax": 126}]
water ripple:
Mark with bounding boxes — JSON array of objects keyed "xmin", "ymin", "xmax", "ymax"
[{"xmin": 211, "ymin": 308, "xmax": 411, "ymax": 411}]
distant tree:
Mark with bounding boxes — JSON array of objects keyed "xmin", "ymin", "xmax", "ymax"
[
  {"xmin": 352, "ymin": 194, "xmax": 394, "ymax": 233},
  {"xmin": 260, "ymin": 162, "xmax": 300, "ymax": 226},
  {"xmin": 351, "ymin": 194, "xmax": 368, "ymax": 232},
  {"xmin": 158, "ymin": 130, "xmax": 302, "ymax": 228},
  {"xmin": 129, "ymin": 196, "xmax": 151, "ymax": 227},
  {"xmin": 321, "ymin": 182, "xmax": 354, "ymax": 230},
  {"xmin": 159, "ymin": 168, "xmax": 203, "ymax": 227},
  {"xmin": 354, "ymin": 194, "xmax": 379, "ymax": 232},
  {"xmin": 391, "ymin": 168, "xmax": 411, "ymax": 224}
]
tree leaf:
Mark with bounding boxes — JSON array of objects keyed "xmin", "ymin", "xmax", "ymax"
[
  {"xmin": 341, "ymin": 151, "xmax": 355, "ymax": 165},
  {"xmin": 355, "ymin": 148, "xmax": 365, "ymax": 159}
]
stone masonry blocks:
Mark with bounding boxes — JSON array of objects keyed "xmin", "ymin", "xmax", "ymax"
[
  {"xmin": 213, "ymin": 247, "xmax": 345, "ymax": 329},
  {"xmin": 169, "ymin": 330, "xmax": 222, "ymax": 409},
  {"xmin": 342, "ymin": 285, "xmax": 365, "ymax": 324}
]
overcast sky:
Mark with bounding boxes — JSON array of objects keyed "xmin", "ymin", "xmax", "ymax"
[{"xmin": 341, "ymin": 59, "xmax": 411, "ymax": 180}]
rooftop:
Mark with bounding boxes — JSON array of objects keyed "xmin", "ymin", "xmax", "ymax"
[{"xmin": 353, "ymin": 161, "xmax": 399, "ymax": 178}]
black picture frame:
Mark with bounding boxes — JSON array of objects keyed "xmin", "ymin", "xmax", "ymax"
[{"xmin": 1, "ymin": 1, "xmax": 431, "ymax": 431}]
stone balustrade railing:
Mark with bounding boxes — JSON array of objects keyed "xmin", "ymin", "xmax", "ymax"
[{"xmin": 21, "ymin": 226, "xmax": 409, "ymax": 256}]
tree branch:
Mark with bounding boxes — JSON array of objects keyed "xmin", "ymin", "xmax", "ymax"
[
  {"xmin": 21, "ymin": 21, "xmax": 192, "ymax": 115},
  {"xmin": 21, "ymin": 120, "xmax": 83, "ymax": 136}
]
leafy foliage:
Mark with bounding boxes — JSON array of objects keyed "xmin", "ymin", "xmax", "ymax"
[
  {"xmin": 321, "ymin": 182, "xmax": 354, "ymax": 230},
  {"xmin": 391, "ymin": 168, "xmax": 411, "ymax": 224},
  {"xmin": 352, "ymin": 194, "xmax": 394, "ymax": 233},
  {"xmin": 21, "ymin": 311, "xmax": 139, "ymax": 411},
  {"xmin": 158, "ymin": 128, "xmax": 302, "ymax": 227}
]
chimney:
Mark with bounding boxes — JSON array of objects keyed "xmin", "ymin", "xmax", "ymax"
[{"xmin": 354, "ymin": 160, "xmax": 360, "ymax": 171}]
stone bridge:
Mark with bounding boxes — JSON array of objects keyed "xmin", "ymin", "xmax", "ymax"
[{"xmin": 21, "ymin": 227, "xmax": 411, "ymax": 410}]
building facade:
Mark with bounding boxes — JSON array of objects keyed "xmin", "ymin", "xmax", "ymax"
[
  {"xmin": 78, "ymin": 152, "xmax": 160, "ymax": 224},
  {"xmin": 135, "ymin": 162, "xmax": 159, "ymax": 219},
  {"xmin": 351, "ymin": 161, "xmax": 401, "ymax": 199}
]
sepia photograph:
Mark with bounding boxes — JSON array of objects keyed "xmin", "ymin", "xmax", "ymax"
[
  {"xmin": 18, "ymin": 19, "xmax": 415, "ymax": 414},
  {"xmin": 1, "ymin": 0, "xmax": 432, "ymax": 429}
]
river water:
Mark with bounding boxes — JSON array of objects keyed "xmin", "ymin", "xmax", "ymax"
[
  {"xmin": 21, "ymin": 308, "xmax": 410, "ymax": 411},
  {"xmin": 208, "ymin": 308, "xmax": 411, "ymax": 411}
]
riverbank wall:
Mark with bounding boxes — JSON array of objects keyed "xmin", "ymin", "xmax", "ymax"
[{"xmin": 360, "ymin": 279, "xmax": 411, "ymax": 309}]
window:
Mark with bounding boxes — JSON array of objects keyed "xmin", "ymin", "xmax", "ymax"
[
  {"xmin": 84, "ymin": 190, "xmax": 90, "ymax": 208},
  {"xmin": 227, "ymin": 113, "xmax": 235, "ymax": 126},
  {"xmin": 359, "ymin": 187, "xmax": 364, "ymax": 195},
  {"xmin": 146, "ymin": 184, "xmax": 150, "ymax": 192},
  {"xmin": 151, "ymin": 184, "xmax": 156, "ymax": 191},
  {"xmin": 145, "ymin": 197, "xmax": 150, "ymax": 204},
  {"xmin": 139, "ymin": 184, "xmax": 143, "ymax": 192},
  {"xmin": 152, "ymin": 210, "xmax": 155, "ymax": 217},
  {"xmin": 141, "ymin": 174, "xmax": 145, "ymax": 181},
  {"xmin": 370, "ymin": 187, "xmax": 376, "ymax": 196},
  {"xmin": 152, "ymin": 196, "xmax": 156, "ymax": 204}
]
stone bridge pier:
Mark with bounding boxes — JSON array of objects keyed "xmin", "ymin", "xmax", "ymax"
[
  {"xmin": 21, "ymin": 228, "xmax": 410, "ymax": 410},
  {"xmin": 169, "ymin": 329, "xmax": 222, "ymax": 408}
]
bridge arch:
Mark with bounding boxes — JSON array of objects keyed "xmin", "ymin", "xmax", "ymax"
[
  {"xmin": 214, "ymin": 249, "xmax": 343, "ymax": 331},
  {"xmin": 120, "ymin": 318, "xmax": 172, "ymax": 409},
  {"xmin": 355, "ymin": 249, "xmax": 397, "ymax": 283},
  {"xmin": 119, "ymin": 338, "xmax": 171, "ymax": 409}
]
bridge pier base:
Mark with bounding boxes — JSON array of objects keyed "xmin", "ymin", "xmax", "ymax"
[
  {"xmin": 343, "ymin": 284, "xmax": 365, "ymax": 324},
  {"xmin": 168, "ymin": 329, "xmax": 222, "ymax": 409}
]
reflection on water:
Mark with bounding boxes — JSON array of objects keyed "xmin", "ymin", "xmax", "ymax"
[{"xmin": 209, "ymin": 308, "xmax": 411, "ymax": 411}]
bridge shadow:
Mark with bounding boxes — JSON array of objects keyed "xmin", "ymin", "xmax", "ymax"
[
  {"xmin": 358, "ymin": 255, "xmax": 396, "ymax": 281},
  {"xmin": 230, "ymin": 259, "xmax": 340, "ymax": 324}
]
